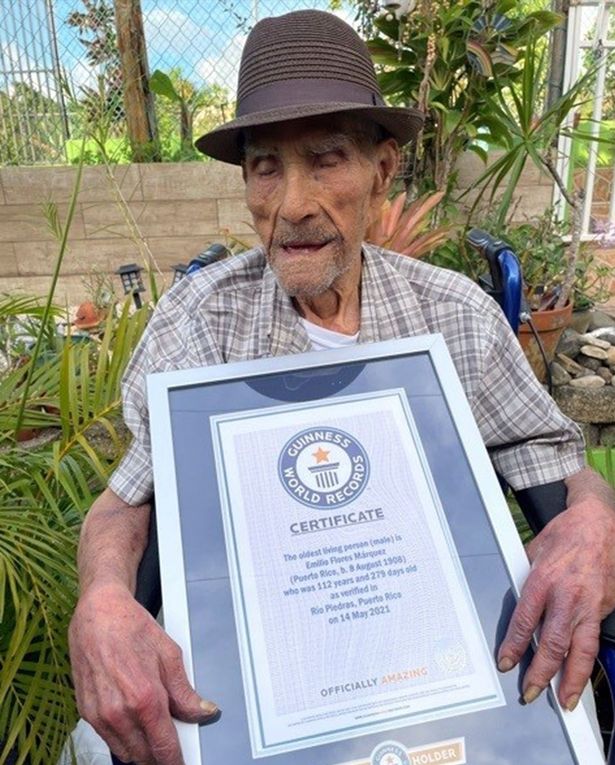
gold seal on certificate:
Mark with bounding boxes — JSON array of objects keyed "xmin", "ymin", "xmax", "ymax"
[{"xmin": 211, "ymin": 389, "xmax": 504, "ymax": 759}]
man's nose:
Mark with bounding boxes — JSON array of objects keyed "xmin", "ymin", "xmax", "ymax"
[{"xmin": 278, "ymin": 167, "xmax": 318, "ymax": 224}]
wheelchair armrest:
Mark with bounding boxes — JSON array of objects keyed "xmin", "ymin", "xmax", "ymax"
[
  {"xmin": 513, "ymin": 479, "xmax": 615, "ymax": 646},
  {"xmin": 134, "ymin": 499, "xmax": 162, "ymax": 617}
]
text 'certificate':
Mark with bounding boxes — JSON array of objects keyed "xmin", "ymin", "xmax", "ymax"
[{"xmin": 211, "ymin": 389, "xmax": 504, "ymax": 758}]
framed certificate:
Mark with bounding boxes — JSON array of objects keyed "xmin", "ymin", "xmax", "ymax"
[{"xmin": 147, "ymin": 335, "xmax": 603, "ymax": 765}]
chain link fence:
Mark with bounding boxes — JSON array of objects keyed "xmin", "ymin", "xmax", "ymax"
[{"xmin": 0, "ymin": 0, "xmax": 353, "ymax": 166}]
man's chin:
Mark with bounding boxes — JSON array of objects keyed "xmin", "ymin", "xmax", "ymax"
[
  {"xmin": 274, "ymin": 274, "xmax": 335, "ymax": 299},
  {"xmin": 268, "ymin": 257, "xmax": 341, "ymax": 298}
]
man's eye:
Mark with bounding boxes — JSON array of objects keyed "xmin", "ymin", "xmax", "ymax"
[
  {"xmin": 253, "ymin": 158, "xmax": 276, "ymax": 176},
  {"xmin": 316, "ymin": 152, "xmax": 341, "ymax": 168}
]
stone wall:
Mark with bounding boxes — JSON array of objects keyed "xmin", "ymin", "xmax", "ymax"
[
  {"xmin": 0, "ymin": 162, "xmax": 259, "ymax": 305},
  {"xmin": 0, "ymin": 152, "xmax": 558, "ymax": 306},
  {"xmin": 551, "ymin": 316, "xmax": 615, "ymax": 446}
]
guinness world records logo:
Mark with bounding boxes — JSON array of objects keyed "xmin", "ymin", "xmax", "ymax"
[
  {"xmin": 370, "ymin": 740, "xmax": 410, "ymax": 765},
  {"xmin": 278, "ymin": 427, "xmax": 369, "ymax": 509}
]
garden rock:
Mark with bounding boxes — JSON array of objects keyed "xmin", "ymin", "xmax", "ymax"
[
  {"xmin": 589, "ymin": 309, "xmax": 615, "ymax": 330},
  {"xmin": 557, "ymin": 328, "xmax": 583, "ymax": 357},
  {"xmin": 551, "ymin": 319, "xmax": 615, "ymax": 438},
  {"xmin": 601, "ymin": 425, "xmax": 615, "ymax": 447},
  {"xmin": 590, "ymin": 328, "xmax": 615, "ymax": 346},
  {"xmin": 555, "ymin": 353, "xmax": 584, "ymax": 375},
  {"xmin": 580, "ymin": 344, "xmax": 609, "ymax": 360},
  {"xmin": 578, "ymin": 422, "xmax": 601, "ymax": 447},
  {"xmin": 577, "ymin": 354, "xmax": 602, "ymax": 371},
  {"xmin": 579, "ymin": 333, "xmax": 611, "ymax": 350},
  {"xmin": 569, "ymin": 375, "xmax": 606, "ymax": 389},
  {"xmin": 554, "ymin": 386, "xmax": 615, "ymax": 423},
  {"xmin": 550, "ymin": 361, "xmax": 571, "ymax": 386}
]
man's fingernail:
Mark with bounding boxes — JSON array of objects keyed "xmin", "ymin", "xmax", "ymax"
[
  {"xmin": 498, "ymin": 657, "xmax": 514, "ymax": 672},
  {"xmin": 566, "ymin": 694, "xmax": 580, "ymax": 712},
  {"xmin": 523, "ymin": 685, "xmax": 542, "ymax": 704},
  {"xmin": 200, "ymin": 700, "xmax": 219, "ymax": 715}
]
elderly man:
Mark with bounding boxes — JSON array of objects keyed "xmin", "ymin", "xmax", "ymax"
[{"xmin": 69, "ymin": 9, "xmax": 615, "ymax": 765}]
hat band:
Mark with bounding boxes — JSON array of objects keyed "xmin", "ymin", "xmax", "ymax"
[{"xmin": 236, "ymin": 78, "xmax": 386, "ymax": 117}]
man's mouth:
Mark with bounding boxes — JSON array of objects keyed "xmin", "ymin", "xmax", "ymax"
[{"xmin": 279, "ymin": 239, "xmax": 333, "ymax": 255}]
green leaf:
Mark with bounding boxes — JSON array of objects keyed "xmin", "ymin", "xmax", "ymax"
[
  {"xmin": 495, "ymin": 0, "xmax": 517, "ymax": 13},
  {"xmin": 467, "ymin": 144, "xmax": 489, "ymax": 164},
  {"xmin": 149, "ymin": 70, "xmax": 182, "ymax": 103},
  {"xmin": 443, "ymin": 110, "xmax": 463, "ymax": 139}
]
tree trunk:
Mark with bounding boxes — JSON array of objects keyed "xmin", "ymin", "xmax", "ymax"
[
  {"xmin": 180, "ymin": 102, "xmax": 192, "ymax": 148},
  {"xmin": 113, "ymin": 0, "xmax": 160, "ymax": 162}
]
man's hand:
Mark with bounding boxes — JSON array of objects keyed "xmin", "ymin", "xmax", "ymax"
[
  {"xmin": 497, "ymin": 468, "xmax": 615, "ymax": 710},
  {"xmin": 69, "ymin": 582, "xmax": 217, "ymax": 764},
  {"xmin": 69, "ymin": 582, "xmax": 216, "ymax": 764},
  {"xmin": 69, "ymin": 489, "xmax": 217, "ymax": 764}
]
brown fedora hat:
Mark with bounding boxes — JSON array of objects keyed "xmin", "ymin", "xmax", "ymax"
[{"xmin": 195, "ymin": 9, "xmax": 424, "ymax": 165}]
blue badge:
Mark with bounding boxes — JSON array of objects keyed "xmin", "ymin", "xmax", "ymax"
[
  {"xmin": 278, "ymin": 427, "xmax": 369, "ymax": 509},
  {"xmin": 370, "ymin": 740, "xmax": 410, "ymax": 765}
]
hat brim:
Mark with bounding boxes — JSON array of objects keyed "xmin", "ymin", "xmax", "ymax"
[{"xmin": 195, "ymin": 103, "xmax": 424, "ymax": 165}]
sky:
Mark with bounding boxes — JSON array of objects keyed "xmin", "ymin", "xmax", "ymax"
[
  {"xmin": 0, "ymin": 0, "xmax": 355, "ymax": 101},
  {"xmin": 1, "ymin": 1, "xmax": 607, "ymax": 107}
]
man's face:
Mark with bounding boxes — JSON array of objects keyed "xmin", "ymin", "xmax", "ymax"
[{"xmin": 242, "ymin": 116, "xmax": 397, "ymax": 298}]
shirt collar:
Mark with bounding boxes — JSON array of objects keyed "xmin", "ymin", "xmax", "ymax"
[{"xmin": 256, "ymin": 244, "xmax": 430, "ymax": 357}]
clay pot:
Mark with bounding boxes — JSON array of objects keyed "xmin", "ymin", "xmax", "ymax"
[
  {"xmin": 73, "ymin": 301, "xmax": 106, "ymax": 330},
  {"xmin": 518, "ymin": 302, "xmax": 573, "ymax": 382}
]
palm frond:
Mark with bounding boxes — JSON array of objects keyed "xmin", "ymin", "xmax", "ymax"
[{"xmin": 0, "ymin": 298, "xmax": 148, "ymax": 763}]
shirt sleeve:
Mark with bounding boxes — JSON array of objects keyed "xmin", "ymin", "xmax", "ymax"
[
  {"xmin": 108, "ymin": 287, "xmax": 221, "ymax": 506},
  {"xmin": 472, "ymin": 304, "xmax": 586, "ymax": 490},
  {"xmin": 107, "ymin": 329, "xmax": 156, "ymax": 505}
]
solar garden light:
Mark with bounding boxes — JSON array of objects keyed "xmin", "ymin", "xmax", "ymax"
[{"xmin": 115, "ymin": 263, "xmax": 146, "ymax": 309}]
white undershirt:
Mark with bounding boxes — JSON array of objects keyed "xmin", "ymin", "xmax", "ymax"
[{"xmin": 300, "ymin": 318, "xmax": 359, "ymax": 350}]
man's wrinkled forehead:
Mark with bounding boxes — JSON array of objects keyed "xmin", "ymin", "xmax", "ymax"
[{"xmin": 244, "ymin": 131, "xmax": 354, "ymax": 163}]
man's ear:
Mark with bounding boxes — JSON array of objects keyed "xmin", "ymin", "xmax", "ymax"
[{"xmin": 372, "ymin": 138, "xmax": 400, "ymax": 200}]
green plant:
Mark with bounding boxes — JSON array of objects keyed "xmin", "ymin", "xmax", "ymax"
[
  {"xmin": 66, "ymin": 0, "xmax": 124, "ymax": 128},
  {"xmin": 150, "ymin": 69, "xmax": 230, "ymax": 162},
  {"xmin": 0, "ymin": 145, "xmax": 149, "ymax": 762},
  {"xmin": 426, "ymin": 208, "xmax": 612, "ymax": 311},
  {"xmin": 587, "ymin": 448, "xmax": 615, "ymax": 487},
  {"xmin": 366, "ymin": 190, "xmax": 451, "ymax": 257},
  {"xmin": 366, "ymin": 0, "xmax": 560, "ymax": 195},
  {"xmin": 461, "ymin": 31, "xmax": 614, "ymax": 308},
  {"xmin": 500, "ymin": 210, "xmax": 611, "ymax": 311},
  {"xmin": 0, "ymin": 298, "xmax": 148, "ymax": 764},
  {"xmin": 0, "ymin": 84, "xmax": 67, "ymax": 166}
]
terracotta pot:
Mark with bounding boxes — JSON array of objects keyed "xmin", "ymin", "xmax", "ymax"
[
  {"xmin": 518, "ymin": 302, "xmax": 573, "ymax": 382},
  {"xmin": 73, "ymin": 301, "xmax": 107, "ymax": 330}
]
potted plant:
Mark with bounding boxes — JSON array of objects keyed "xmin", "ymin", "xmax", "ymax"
[
  {"xmin": 366, "ymin": 2, "xmax": 607, "ymax": 362},
  {"xmin": 497, "ymin": 210, "xmax": 611, "ymax": 378}
]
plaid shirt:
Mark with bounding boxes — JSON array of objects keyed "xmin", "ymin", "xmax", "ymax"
[{"xmin": 109, "ymin": 244, "xmax": 584, "ymax": 505}]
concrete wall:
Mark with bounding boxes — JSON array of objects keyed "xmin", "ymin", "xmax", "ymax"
[
  {"xmin": 0, "ymin": 153, "xmax": 558, "ymax": 305},
  {"xmin": 0, "ymin": 162, "xmax": 259, "ymax": 305}
]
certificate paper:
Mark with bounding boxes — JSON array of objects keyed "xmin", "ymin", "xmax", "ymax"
[{"xmin": 211, "ymin": 389, "xmax": 504, "ymax": 758}]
